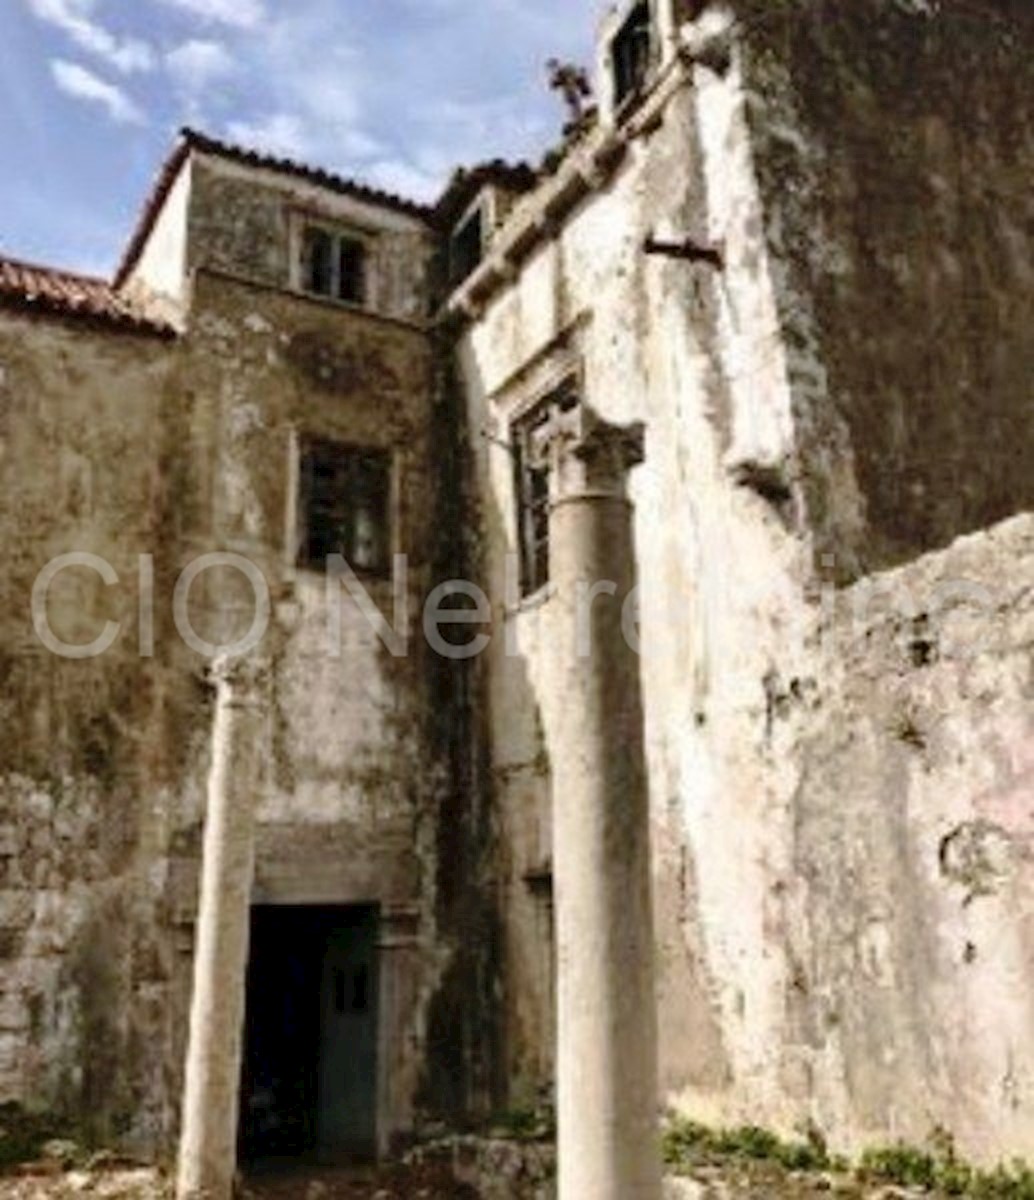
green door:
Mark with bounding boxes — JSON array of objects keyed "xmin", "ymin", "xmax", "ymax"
[{"xmin": 317, "ymin": 907, "xmax": 379, "ymax": 1160}]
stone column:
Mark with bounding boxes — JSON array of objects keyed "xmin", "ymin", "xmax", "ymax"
[
  {"xmin": 177, "ymin": 655, "xmax": 269, "ymax": 1200},
  {"xmin": 535, "ymin": 407, "xmax": 661, "ymax": 1200},
  {"xmin": 657, "ymin": 0, "xmax": 680, "ymax": 64}
]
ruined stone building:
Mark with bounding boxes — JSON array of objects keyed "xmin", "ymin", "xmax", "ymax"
[{"xmin": 0, "ymin": 0, "xmax": 1032, "ymax": 1183}]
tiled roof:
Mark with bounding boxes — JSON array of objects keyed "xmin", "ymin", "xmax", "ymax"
[
  {"xmin": 0, "ymin": 254, "xmax": 173, "ymax": 337},
  {"xmin": 115, "ymin": 128, "xmax": 434, "ymax": 287},
  {"xmin": 184, "ymin": 128, "xmax": 434, "ymax": 219}
]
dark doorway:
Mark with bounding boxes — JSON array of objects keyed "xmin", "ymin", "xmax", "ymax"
[{"xmin": 238, "ymin": 905, "xmax": 380, "ymax": 1166}]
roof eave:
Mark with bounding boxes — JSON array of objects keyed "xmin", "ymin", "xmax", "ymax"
[{"xmin": 0, "ymin": 291, "xmax": 176, "ymax": 339}]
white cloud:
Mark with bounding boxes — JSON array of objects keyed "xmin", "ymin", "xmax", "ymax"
[
  {"xmin": 424, "ymin": 95, "xmax": 552, "ymax": 169},
  {"xmin": 218, "ymin": 1, "xmax": 585, "ymax": 203},
  {"xmin": 173, "ymin": 0, "xmax": 595, "ymax": 206},
  {"xmin": 365, "ymin": 159, "xmax": 441, "ymax": 204},
  {"xmin": 166, "ymin": 39, "xmax": 235, "ymax": 92},
  {"xmin": 337, "ymin": 128, "xmax": 385, "ymax": 160},
  {"xmin": 50, "ymin": 59, "xmax": 147, "ymax": 124},
  {"xmin": 205, "ymin": 15, "xmax": 402, "ymax": 185},
  {"xmin": 218, "ymin": 21, "xmax": 383, "ymax": 169},
  {"xmin": 225, "ymin": 113, "xmax": 314, "ymax": 159},
  {"xmin": 27, "ymin": 0, "xmax": 155, "ymax": 73},
  {"xmin": 222, "ymin": 108, "xmax": 384, "ymax": 171},
  {"xmin": 156, "ymin": 0, "xmax": 266, "ymax": 30}
]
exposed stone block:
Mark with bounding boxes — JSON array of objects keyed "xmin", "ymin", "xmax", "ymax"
[
  {"xmin": 0, "ymin": 891, "xmax": 32, "ymax": 930},
  {"xmin": 0, "ymin": 992, "xmax": 28, "ymax": 1032}
]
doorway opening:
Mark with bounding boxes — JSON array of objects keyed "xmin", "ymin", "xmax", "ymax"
[{"xmin": 238, "ymin": 904, "xmax": 380, "ymax": 1167}]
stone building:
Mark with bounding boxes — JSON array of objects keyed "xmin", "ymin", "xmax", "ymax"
[{"xmin": 0, "ymin": 0, "xmax": 1032, "ymax": 1185}]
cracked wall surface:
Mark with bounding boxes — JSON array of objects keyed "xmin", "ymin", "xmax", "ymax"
[
  {"xmin": 0, "ymin": 158, "xmax": 499, "ymax": 1152},
  {"xmin": 0, "ymin": 316, "xmax": 201, "ymax": 1147},
  {"xmin": 456, "ymin": 0, "xmax": 1034, "ymax": 1162},
  {"xmin": 774, "ymin": 515, "xmax": 1034, "ymax": 1156},
  {"xmin": 0, "ymin": 0, "xmax": 1031, "ymax": 1168}
]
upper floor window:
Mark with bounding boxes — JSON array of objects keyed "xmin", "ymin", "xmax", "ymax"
[
  {"xmin": 612, "ymin": 1, "xmax": 654, "ymax": 108},
  {"xmin": 300, "ymin": 223, "xmax": 367, "ymax": 306},
  {"xmin": 297, "ymin": 436, "xmax": 392, "ymax": 575},
  {"xmin": 511, "ymin": 379, "xmax": 580, "ymax": 598},
  {"xmin": 449, "ymin": 204, "xmax": 485, "ymax": 288}
]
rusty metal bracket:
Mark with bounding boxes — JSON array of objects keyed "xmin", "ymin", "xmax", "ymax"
[{"xmin": 644, "ymin": 235, "xmax": 724, "ymax": 269}]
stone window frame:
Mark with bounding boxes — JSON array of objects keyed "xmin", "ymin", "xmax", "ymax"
[
  {"xmin": 449, "ymin": 194, "xmax": 488, "ymax": 289},
  {"xmin": 486, "ymin": 316, "xmax": 588, "ymax": 609},
  {"xmin": 507, "ymin": 363, "xmax": 585, "ymax": 602},
  {"xmin": 284, "ymin": 428, "xmax": 401, "ymax": 581},
  {"xmin": 610, "ymin": 0, "xmax": 659, "ymax": 116},
  {"xmin": 288, "ymin": 209, "xmax": 377, "ymax": 311}
]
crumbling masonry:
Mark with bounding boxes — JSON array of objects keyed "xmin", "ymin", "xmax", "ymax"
[{"xmin": 0, "ymin": 0, "xmax": 1032, "ymax": 1192}]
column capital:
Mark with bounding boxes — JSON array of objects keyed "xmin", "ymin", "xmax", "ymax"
[
  {"xmin": 532, "ymin": 405, "xmax": 645, "ymax": 503},
  {"xmin": 206, "ymin": 653, "xmax": 271, "ymax": 708}
]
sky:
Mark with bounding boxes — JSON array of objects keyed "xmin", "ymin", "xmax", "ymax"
[{"xmin": 0, "ymin": 0, "xmax": 603, "ymax": 278}]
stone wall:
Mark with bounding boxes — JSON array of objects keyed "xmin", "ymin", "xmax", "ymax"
[
  {"xmin": 772, "ymin": 515, "xmax": 1034, "ymax": 1157},
  {"xmin": 457, "ymin": 71, "xmax": 780, "ymax": 1110},
  {"xmin": 733, "ymin": 0, "xmax": 1034, "ymax": 576},
  {"xmin": 167, "ymin": 266, "xmax": 501, "ymax": 1139},
  {"xmin": 456, "ymin": 2, "xmax": 1034, "ymax": 1161},
  {"xmin": 0, "ymin": 160, "xmax": 498, "ymax": 1151},
  {"xmin": 188, "ymin": 156, "xmax": 434, "ymax": 325},
  {"xmin": 0, "ymin": 314, "xmax": 203, "ymax": 1148}
]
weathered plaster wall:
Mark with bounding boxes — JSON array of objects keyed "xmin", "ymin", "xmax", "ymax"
[
  {"xmin": 167, "ymin": 231, "xmax": 504, "ymax": 1137},
  {"xmin": 458, "ymin": 11, "xmax": 1034, "ymax": 1162},
  {"xmin": 0, "ymin": 314, "xmax": 206, "ymax": 1148},
  {"xmin": 457, "ymin": 75, "xmax": 770, "ymax": 1111},
  {"xmin": 732, "ymin": 0, "xmax": 1034, "ymax": 575},
  {"xmin": 164, "ymin": 268, "xmax": 445, "ymax": 1150},
  {"xmin": 173, "ymin": 256, "xmax": 503, "ymax": 1136},
  {"xmin": 774, "ymin": 514, "xmax": 1034, "ymax": 1158},
  {"xmin": 188, "ymin": 156, "xmax": 434, "ymax": 325},
  {"xmin": 0, "ymin": 167, "xmax": 494, "ymax": 1152}
]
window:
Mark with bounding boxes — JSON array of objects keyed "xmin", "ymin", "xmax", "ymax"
[
  {"xmin": 297, "ymin": 437, "xmax": 392, "ymax": 575},
  {"xmin": 612, "ymin": 1, "xmax": 654, "ymax": 108},
  {"xmin": 300, "ymin": 224, "xmax": 367, "ymax": 305},
  {"xmin": 511, "ymin": 380, "xmax": 580, "ymax": 598},
  {"xmin": 449, "ymin": 205, "xmax": 484, "ymax": 288}
]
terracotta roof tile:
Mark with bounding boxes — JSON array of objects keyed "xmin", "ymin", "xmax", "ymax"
[{"xmin": 0, "ymin": 254, "xmax": 173, "ymax": 337}]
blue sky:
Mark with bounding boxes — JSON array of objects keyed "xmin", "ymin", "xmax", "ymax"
[{"xmin": 0, "ymin": 0, "xmax": 602, "ymax": 277}]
